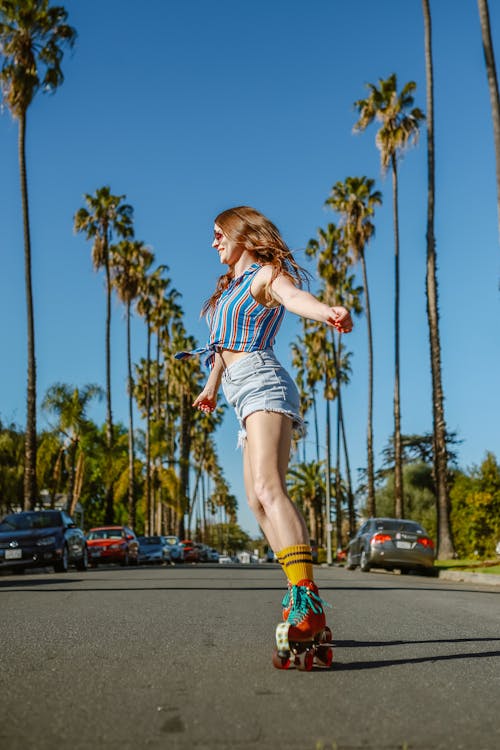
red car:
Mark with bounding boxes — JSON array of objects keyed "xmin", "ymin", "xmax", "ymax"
[
  {"xmin": 180, "ymin": 539, "xmax": 199, "ymax": 563},
  {"xmin": 86, "ymin": 525, "xmax": 139, "ymax": 566}
]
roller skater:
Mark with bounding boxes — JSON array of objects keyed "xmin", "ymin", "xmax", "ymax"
[{"xmin": 176, "ymin": 206, "xmax": 352, "ymax": 670}]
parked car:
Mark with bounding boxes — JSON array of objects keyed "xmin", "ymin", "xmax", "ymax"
[
  {"xmin": 163, "ymin": 535, "xmax": 184, "ymax": 564},
  {"xmin": 86, "ymin": 525, "xmax": 139, "ymax": 566},
  {"xmin": 180, "ymin": 539, "xmax": 199, "ymax": 563},
  {"xmin": 346, "ymin": 517, "xmax": 435, "ymax": 574},
  {"xmin": 207, "ymin": 547, "xmax": 219, "ymax": 563},
  {"xmin": 137, "ymin": 535, "xmax": 171, "ymax": 565},
  {"xmin": 0, "ymin": 510, "xmax": 88, "ymax": 574},
  {"xmin": 194, "ymin": 542, "xmax": 211, "ymax": 562}
]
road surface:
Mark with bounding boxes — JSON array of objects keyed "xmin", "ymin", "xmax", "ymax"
[{"xmin": 1, "ymin": 563, "xmax": 499, "ymax": 750}]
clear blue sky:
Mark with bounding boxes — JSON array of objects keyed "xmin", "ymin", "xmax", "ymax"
[{"xmin": 1, "ymin": 0, "xmax": 499, "ymax": 537}]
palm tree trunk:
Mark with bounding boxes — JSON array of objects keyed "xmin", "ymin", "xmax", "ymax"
[
  {"xmin": 392, "ymin": 155, "xmax": 404, "ymax": 518},
  {"xmin": 145, "ymin": 319, "xmax": 152, "ymax": 534},
  {"xmin": 19, "ymin": 112, "xmax": 37, "ymax": 509},
  {"xmin": 324, "ymin": 373, "xmax": 333, "ymax": 564},
  {"xmin": 478, "ymin": 0, "xmax": 500, "ymax": 243},
  {"xmin": 331, "ymin": 329, "xmax": 356, "ymax": 537},
  {"xmin": 423, "ymin": 0, "xmax": 455, "ymax": 558},
  {"xmin": 312, "ymin": 387, "xmax": 320, "ymax": 463},
  {"xmin": 360, "ymin": 252, "xmax": 376, "ymax": 515},
  {"xmin": 126, "ymin": 301, "xmax": 136, "ymax": 527},
  {"xmin": 66, "ymin": 438, "xmax": 78, "ymax": 512},
  {"xmin": 104, "ymin": 241, "xmax": 114, "ymax": 523}
]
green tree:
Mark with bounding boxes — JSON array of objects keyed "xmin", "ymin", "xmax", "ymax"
[
  {"xmin": 41, "ymin": 382, "xmax": 103, "ymax": 514},
  {"xmin": 422, "ymin": 0, "xmax": 455, "ymax": 559},
  {"xmin": 0, "ymin": 418, "xmax": 24, "ymax": 512},
  {"xmin": 354, "ymin": 74, "xmax": 424, "ymax": 519},
  {"xmin": 287, "ymin": 460, "xmax": 326, "ymax": 545},
  {"xmin": 450, "ymin": 453, "xmax": 500, "ymax": 558},
  {"xmin": 0, "ymin": 0, "xmax": 76, "ymax": 507},
  {"xmin": 111, "ymin": 239, "xmax": 154, "ymax": 527},
  {"xmin": 326, "ymin": 177, "xmax": 382, "ymax": 516},
  {"xmin": 74, "ymin": 186, "xmax": 134, "ymax": 522}
]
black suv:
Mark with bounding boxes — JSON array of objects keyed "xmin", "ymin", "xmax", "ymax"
[{"xmin": 0, "ymin": 510, "xmax": 88, "ymax": 574}]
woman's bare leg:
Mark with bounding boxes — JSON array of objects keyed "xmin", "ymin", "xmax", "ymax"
[{"xmin": 243, "ymin": 410, "xmax": 309, "ymax": 550}]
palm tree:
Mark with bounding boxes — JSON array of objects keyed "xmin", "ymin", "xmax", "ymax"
[
  {"xmin": 306, "ymin": 224, "xmax": 362, "ymax": 539},
  {"xmin": 354, "ymin": 74, "xmax": 424, "ymax": 519},
  {"xmin": 41, "ymin": 382, "xmax": 103, "ymax": 514},
  {"xmin": 0, "ymin": 0, "xmax": 76, "ymax": 508},
  {"xmin": 135, "ymin": 265, "xmax": 168, "ymax": 533},
  {"xmin": 326, "ymin": 177, "xmax": 382, "ymax": 517},
  {"xmin": 74, "ymin": 186, "xmax": 134, "ymax": 522},
  {"xmin": 111, "ymin": 239, "xmax": 154, "ymax": 528},
  {"xmin": 477, "ymin": 0, "xmax": 500, "ymax": 243},
  {"xmin": 422, "ymin": 0, "xmax": 455, "ymax": 559},
  {"xmin": 287, "ymin": 461, "xmax": 325, "ymax": 544}
]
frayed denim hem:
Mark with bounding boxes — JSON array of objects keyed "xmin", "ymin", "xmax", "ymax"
[{"xmin": 235, "ymin": 408, "xmax": 305, "ymax": 450}]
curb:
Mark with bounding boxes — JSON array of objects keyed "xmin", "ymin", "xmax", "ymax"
[{"xmin": 437, "ymin": 569, "xmax": 500, "ymax": 587}]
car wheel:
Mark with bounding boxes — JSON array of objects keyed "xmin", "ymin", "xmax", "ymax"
[
  {"xmin": 346, "ymin": 551, "xmax": 357, "ymax": 570},
  {"xmin": 76, "ymin": 547, "xmax": 89, "ymax": 572},
  {"xmin": 54, "ymin": 544, "xmax": 69, "ymax": 573},
  {"xmin": 360, "ymin": 548, "xmax": 371, "ymax": 573}
]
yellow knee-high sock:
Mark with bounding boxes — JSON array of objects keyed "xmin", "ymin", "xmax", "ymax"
[{"xmin": 276, "ymin": 544, "xmax": 314, "ymax": 585}]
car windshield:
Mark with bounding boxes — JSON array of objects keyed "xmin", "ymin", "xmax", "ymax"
[
  {"xmin": 139, "ymin": 536, "xmax": 162, "ymax": 545},
  {"xmin": 164, "ymin": 536, "xmax": 179, "ymax": 545},
  {"xmin": 87, "ymin": 529, "xmax": 123, "ymax": 540},
  {"xmin": 0, "ymin": 511, "xmax": 62, "ymax": 531},
  {"xmin": 375, "ymin": 520, "xmax": 425, "ymax": 534}
]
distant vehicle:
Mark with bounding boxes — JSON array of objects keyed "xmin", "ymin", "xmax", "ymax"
[
  {"xmin": 265, "ymin": 547, "xmax": 277, "ymax": 563},
  {"xmin": 218, "ymin": 555, "xmax": 233, "ymax": 564},
  {"xmin": 194, "ymin": 542, "xmax": 210, "ymax": 562},
  {"xmin": 86, "ymin": 525, "xmax": 139, "ymax": 566},
  {"xmin": 346, "ymin": 517, "xmax": 435, "ymax": 575},
  {"xmin": 137, "ymin": 536, "xmax": 171, "ymax": 565},
  {"xmin": 0, "ymin": 510, "xmax": 88, "ymax": 574},
  {"xmin": 180, "ymin": 539, "xmax": 199, "ymax": 563},
  {"xmin": 496, "ymin": 540, "xmax": 500, "ymax": 557},
  {"xmin": 207, "ymin": 547, "xmax": 219, "ymax": 563},
  {"xmin": 163, "ymin": 535, "xmax": 184, "ymax": 564}
]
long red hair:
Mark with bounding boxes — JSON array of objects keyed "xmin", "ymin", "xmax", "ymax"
[{"xmin": 202, "ymin": 206, "xmax": 308, "ymax": 315}]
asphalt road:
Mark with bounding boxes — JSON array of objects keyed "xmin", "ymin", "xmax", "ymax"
[{"xmin": 1, "ymin": 563, "xmax": 499, "ymax": 750}]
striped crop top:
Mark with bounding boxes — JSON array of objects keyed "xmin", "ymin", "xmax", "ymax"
[{"xmin": 175, "ymin": 263, "xmax": 284, "ymax": 368}]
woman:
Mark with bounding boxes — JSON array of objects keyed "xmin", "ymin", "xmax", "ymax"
[{"xmin": 176, "ymin": 206, "xmax": 352, "ymax": 667}]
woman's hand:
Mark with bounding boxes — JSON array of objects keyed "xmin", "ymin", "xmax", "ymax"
[
  {"xmin": 192, "ymin": 387, "xmax": 217, "ymax": 414},
  {"xmin": 327, "ymin": 306, "xmax": 353, "ymax": 333}
]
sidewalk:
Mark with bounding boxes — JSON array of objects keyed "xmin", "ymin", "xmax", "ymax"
[{"xmin": 437, "ymin": 568, "xmax": 500, "ymax": 587}]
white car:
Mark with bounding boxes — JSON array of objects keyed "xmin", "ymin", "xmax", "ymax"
[{"xmin": 495, "ymin": 540, "xmax": 500, "ymax": 557}]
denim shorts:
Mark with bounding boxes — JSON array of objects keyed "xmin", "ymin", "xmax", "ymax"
[{"xmin": 221, "ymin": 349, "xmax": 305, "ymax": 448}]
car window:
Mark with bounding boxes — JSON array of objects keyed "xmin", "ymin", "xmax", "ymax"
[
  {"xmin": 375, "ymin": 520, "xmax": 425, "ymax": 533},
  {"xmin": 0, "ymin": 511, "xmax": 62, "ymax": 531},
  {"xmin": 88, "ymin": 528, "xmax": 123, "ymax": 540},
  {"xmin": 164, "ymin": 536, "xmax": 179, "ymax": 545}
]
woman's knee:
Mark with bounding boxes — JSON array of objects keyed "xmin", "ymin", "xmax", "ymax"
[{"xmin": 252, "ymin": 476, "xmax": 286, "ymax": 510}]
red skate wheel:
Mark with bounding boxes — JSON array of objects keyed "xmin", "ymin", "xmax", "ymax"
[
  {"xmin": 319, "ymin": 626, "xmax": 333, "ymax": 644},
  {"xmin": 296, "ymin": 649, "xmax": 314, "ymax": 671},
  {"xmin": 272, "ymin": 649, "xmax": 291, "ymax": 670},
  {"xmin": 315, "ymin": 645, "xmax": 333, "ymax": 667}
]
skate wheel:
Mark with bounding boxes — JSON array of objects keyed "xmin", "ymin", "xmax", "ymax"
[
  {"xmin": 318, "ymin": 626, "xmax": 333, "ymax": 644},
  {"xmin": 315, "ymin": 645, "xmax": 333, "ymax": 667},
  {"xmin": 272, "ymin": 649, "xmax": 291, "ymax": 670},
  {"xmin": 296, "ymin": 649, "xmax": 314, "ymax": 671}
]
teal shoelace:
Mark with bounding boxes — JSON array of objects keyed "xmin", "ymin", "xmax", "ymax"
[{"xmin": 287, "ymin": 585, "xmax": 329, "ymax": 626}]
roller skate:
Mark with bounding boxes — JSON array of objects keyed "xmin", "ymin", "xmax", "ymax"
[
  {"xmin": 281, "ymin": 581, "xmax": 292, "ymax": 620},
  {"xmin": 273, "ymin": 580, "xmax": 333, "ymax": 671}
]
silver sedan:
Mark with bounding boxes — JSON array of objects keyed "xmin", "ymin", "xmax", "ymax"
[{"xmin": 346, "ymin": 517, "xmax": 435, "ymax": 574}]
